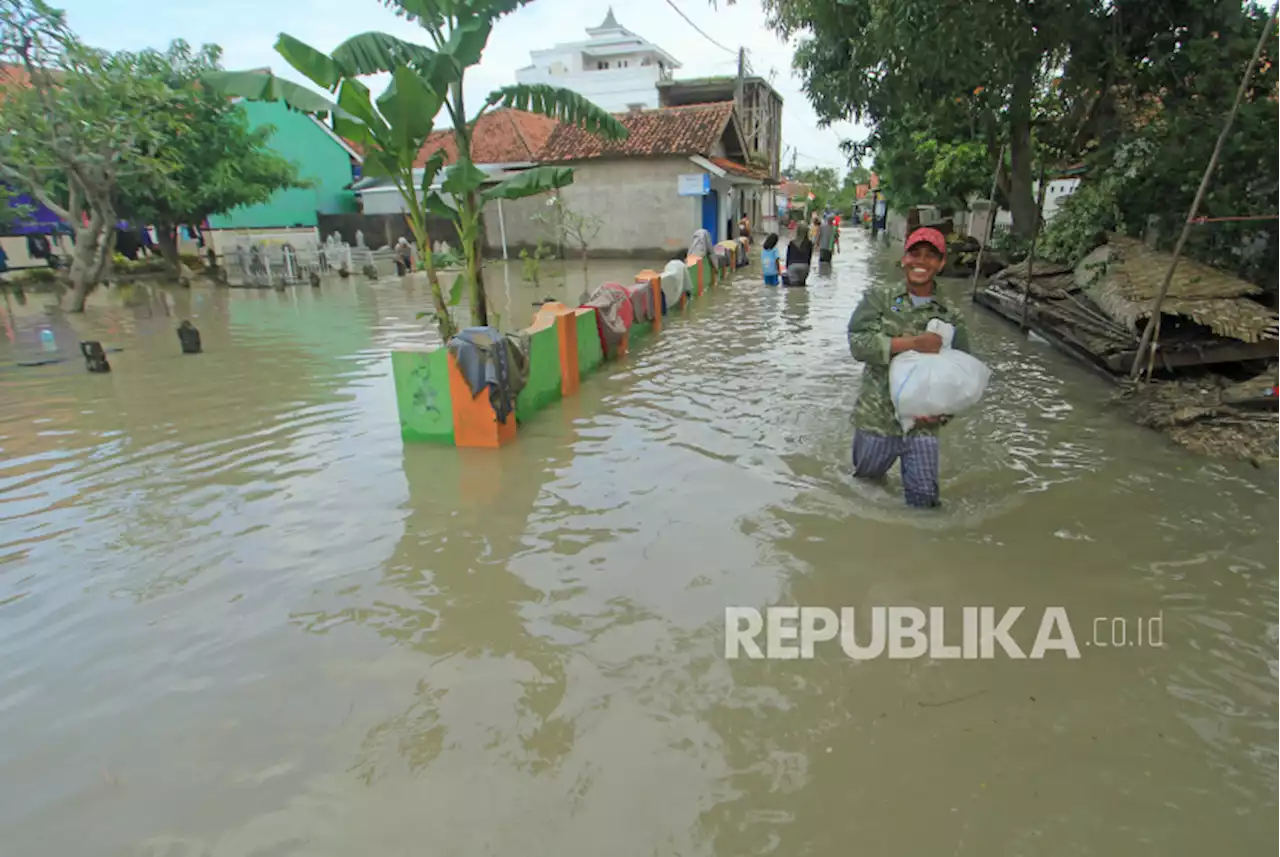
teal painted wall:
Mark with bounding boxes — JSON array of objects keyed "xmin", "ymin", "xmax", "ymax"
[{"xmin": 207, "ymin": 102, "xmax": 357, "ymax": 230}]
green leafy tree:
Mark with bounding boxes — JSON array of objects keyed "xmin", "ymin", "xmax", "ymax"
[
  {"xmin": 0, "ymin": 184, "xmax": 32, "ymax": 231},
  {"xmin": 832, "ymin": 164, "xmax": 871, "ymax": 212},
  {"xmin": 207, "ymin": 0, "xmax": 627, "ymax": 337},
  {"xmin": 1037, "ymin": 2, "xmax": 1277, "ymax": 288},
  {"xmin": 792, "ymin": 165, "xmax": 839, "ymax": 213},
  {"xmin": 871, "ymin": 127, "xmax": 990, "ymax": 214},
  {"xmin": 764, "ymin": 0, "xmax": 1110, "ymax": 238},
  {"xmin": 0, "ymin": 0, "xmax": 184, "ymax": 310},
  {"xmin": 115, "ymin": 40, "xmax": 306, "ymax": 279}
]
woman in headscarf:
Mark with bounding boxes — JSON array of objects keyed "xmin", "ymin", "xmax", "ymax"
[{"xmin": 784, "ymin": 224, "xmax": 814, "ymax": 287}]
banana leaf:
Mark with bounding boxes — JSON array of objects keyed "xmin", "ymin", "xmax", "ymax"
[
  {"xmin": 483, "ymin": 84, "xmax": 628, "ymax": 140},
  {"xmin": 480, "ymin": 166, "xmax": 574, "ymax": 202},
  {"xmin": 377, "ymin": 66, "xmax": 445, "ymax": 155},
  {"xmin": 441, "ymin": 17, "xmax": 493, "ymax": 72},
  {"xmin": 274, "ymin": 34, "xmax": 346, "ymax": 91},
  {"xmin": 336, "ymin": 78, "xmax": 390, "ymax": 139},
  {"xmin": 332, "ymin": 31, "xmax": 441, "ymax": 77},
  {"xmin": 202, "ymin": 70, "xmax": 346, "ymax": 118},
  {"xmin": 420, "ymin": 150, "xmax": 447, "ymax": 200},
  {"xmin": 424, "ymin": 191, "xmax": 457, "ymax": 219},
  {"xmin": 441, "ymin": 160, "xmax": 488, "ymax": 197}
]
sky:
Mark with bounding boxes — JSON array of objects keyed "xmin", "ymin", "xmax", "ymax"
[{"xmin": 55, "ymin": 0, "xmax": 868, "ymax": 178}]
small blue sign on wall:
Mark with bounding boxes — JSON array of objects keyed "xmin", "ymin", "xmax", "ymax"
[{"xmin": 677, "ymin": 173, "xmax": 710, "ymax": 196}]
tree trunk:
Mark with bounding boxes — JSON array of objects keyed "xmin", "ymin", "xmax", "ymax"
[
  {"xmin": 157, "ymin": 222, "xmax": 181, "ymax": 273},
  {"xmin": 88, "ymin": 225, "xmax": 115, "ymax": 284},
  {"xmin": 155, "ymin": 223, "xmax": 195, "ymax": 285},
  {"xmin": 65, "ymin": 212, "xmax": 113, "ymax": 312},
  {"xmin": 458, "ymin": 191, "xmax": 489, "ymax": 329},
  {"xmin": 1006, "ymin": 66, "xmax": 1040, "ymax": 239}
]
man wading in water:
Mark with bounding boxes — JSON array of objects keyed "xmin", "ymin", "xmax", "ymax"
[{"xmin": 846, "ymin": 227, "xmax": 970, "ymax": 508}]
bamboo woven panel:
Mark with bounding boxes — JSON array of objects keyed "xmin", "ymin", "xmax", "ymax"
[
  {"xmin": 1159, "ymin": 296, "xmax": 1279, "ymax": 343},
  {"xmin": 1076, "ymin": 237, "xmax": 1278, "ymax": 343},
  {"xmin": 1107, "ymin": 235, "xmax": 1263, "ymax": 300}
]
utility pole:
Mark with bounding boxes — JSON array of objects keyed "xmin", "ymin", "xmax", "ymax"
[{"xmin": 735, "ymin": 47, "xmax": 745, "ymax": 108}]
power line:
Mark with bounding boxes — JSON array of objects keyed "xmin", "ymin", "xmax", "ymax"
[{"xmin": 662, "ymin": 0, "xmax": 737, "ymax": 55}]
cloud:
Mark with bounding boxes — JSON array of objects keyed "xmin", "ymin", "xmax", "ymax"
[{"xmin": 58, "ymin": 0, "xmax": 868, "ymax": 175}]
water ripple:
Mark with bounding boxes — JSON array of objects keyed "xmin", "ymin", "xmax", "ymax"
[{"xmin": 0, "ymin": 249, "xmax": 1275, "ymax": 855}]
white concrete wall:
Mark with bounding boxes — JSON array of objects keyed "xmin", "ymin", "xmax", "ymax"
[
  {"xmin": 1041, "ymin": 178, "xmax": 1081, "ymax": 219},
  {"xmin": 482, "ymin": 195, "xmax": 554, "ymax": 257},
  {"xmin": 359, "ymin": 187, "xmax": 421, "ymax": 216},
  {"xmin": 552, "ymin": 157, "xmax": 703, "ymax": 256},
  {"xmin": 515, "ymin": 64, "xmax": 663, "ymax": 112}
]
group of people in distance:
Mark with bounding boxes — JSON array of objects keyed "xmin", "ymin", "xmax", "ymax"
[{"xmin": 757, "ymin": 212, "xmax": 840, "ymax": 288}]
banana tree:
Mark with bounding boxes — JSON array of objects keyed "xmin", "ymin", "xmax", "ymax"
[
  {"xmin": 207, "ymin": 2, "xmax": 627, "ymax": 332},
  {"xmin": 204, "ymin": 36, "xmax": 460, "ymax": 338},
  {"xmin": 376, "ymin": 0, "xmax": 629, "ymax": 327}
]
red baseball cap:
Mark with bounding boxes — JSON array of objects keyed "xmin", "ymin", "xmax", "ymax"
[{"xmin": 905, "ymin": 227, "xmax": 947, "ymax": 257}]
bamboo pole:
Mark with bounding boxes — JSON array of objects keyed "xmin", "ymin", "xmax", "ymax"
[
  {"xmin": 1020, "ymin": 160, "xmax": 1050, "ymax": 331},
  {"xmin": 970, "ymin": 143, "xmax": 1006, "ymax": 300},
  {"xmin": 1129, "ymin": 6, "xmax": 1278, "ymax": 381}
]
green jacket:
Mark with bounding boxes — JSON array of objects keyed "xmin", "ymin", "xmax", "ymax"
[{"xmin": 846, "ymin": 283, "xmax": 972, "ymax": 437}]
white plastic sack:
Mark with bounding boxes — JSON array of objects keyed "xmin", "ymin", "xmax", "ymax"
[{"xmin": 888, "ymin": 319, "xmax": 990, "ymax": 432}]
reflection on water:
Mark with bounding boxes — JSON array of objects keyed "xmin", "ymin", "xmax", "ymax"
[{"xmin": 1, "ymin": 243, "xmax": 1276, "ymax": 855}]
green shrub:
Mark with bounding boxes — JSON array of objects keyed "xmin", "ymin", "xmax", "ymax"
[
  {"xmin": 430, "ymin": 248, "xmax": 463, "ymax": 269},
  {"xmin": 10, "ymin": 267, "xmax": 58, "ymax": 284},
  {"xmin": 1039, "ymin": 176, "xmax": 1125, "ymax": 267},
  {"xmin": 112, "ymin": 257, "xmax": 169, "ymax": 276}
]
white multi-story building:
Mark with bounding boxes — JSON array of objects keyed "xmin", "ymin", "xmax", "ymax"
[{"xmin": 514, "ymin": 8, "xmax": 681, "ymax": 113}]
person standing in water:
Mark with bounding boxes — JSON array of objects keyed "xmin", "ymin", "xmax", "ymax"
[
  {"xmin": 845, "ymin": 227, "xmax": 970, "ymax": 508},
  {"xmin": 760, "ymin": 233, "xmax": 781, "ymax": 286},
  {"xmin": 817, "ymin": 215, "xmax": 836, "ymax": 263},
  {"xmin": 394, "ymin": 237, "xmax": 414, "ymax": 276},
  {"xmin": 784, "ymin": 224, "xmax": 814, "ymax": 287}
]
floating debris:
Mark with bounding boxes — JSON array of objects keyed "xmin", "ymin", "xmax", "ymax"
[{"xmin": 1115, "ymin": 371, "xmax": 1278, "ymax": 463}]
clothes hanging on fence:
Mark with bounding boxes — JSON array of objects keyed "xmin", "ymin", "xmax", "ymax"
[
  {"xmin": 660, "ymin": 260, "xmax": 694, "ymax": 307},
  {"xmin": 580, "ymin": 283, "xmax": 633, "ymax": 355},
  {"xmin": 447, "ymin": 326, "xmax": 530, "ymax": 424},
  {"xmin": 689, "ymin": 229, "xmax": 714, "ymax": 260},
  {"xmin": 627, "ymin": 281, "xmax": 655, "ymax": 324}
]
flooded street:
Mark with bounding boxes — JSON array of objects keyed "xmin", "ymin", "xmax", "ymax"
[{"xmin": 1, "ymin": 234, "xmax": 1276, "ymax": 855}]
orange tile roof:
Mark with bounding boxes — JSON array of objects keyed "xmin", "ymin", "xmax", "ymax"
[
  {"xmin": 709, "ymin": 156, "xmax": 768, "ymax": 181},
  {"xmin": 416, "ymin": 108, "xmax": 558, "ymax": 167},
  {"xmin": 537, "ymin": 102, "xmax": 735, "ymax": 162},
  {"xmin": 0, "ymin": 62, "xmax": 33, "ymax": 104}
]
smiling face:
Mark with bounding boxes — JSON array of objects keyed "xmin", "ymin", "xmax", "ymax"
[{"xmin": 902, "ymin": 242, "xmax": 945, "ymax": 290}]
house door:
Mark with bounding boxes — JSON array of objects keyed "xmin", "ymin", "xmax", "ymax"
[{"xmin": 701, "ymin": 189, "xmax": 719, "ymax": 244}]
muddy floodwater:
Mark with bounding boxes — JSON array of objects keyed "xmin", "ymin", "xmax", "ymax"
[{"xmin": 1, "ymin": 235, "xmax": 1276, "ymax": 856}]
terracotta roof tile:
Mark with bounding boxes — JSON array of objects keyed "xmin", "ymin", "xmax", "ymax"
[
  {"xmin": 537, "ymin": 102, "xmax": 735, "ymax": 162},
  {"xmin": 416, "ymin": 108, "xmax": 558, "ymax": 167},
  {"xmin": 709, "ymin": 156, "xmax": 768, "ymax": 181}
]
